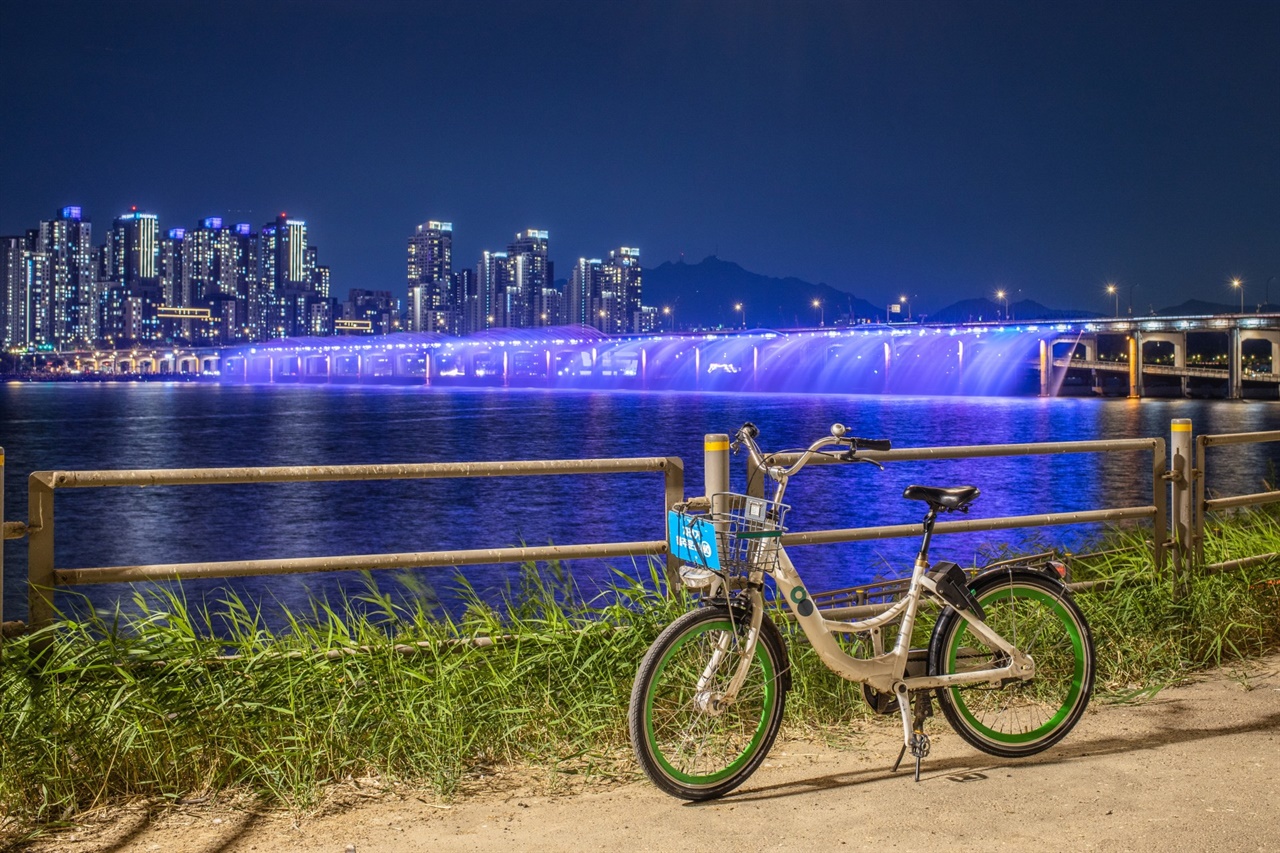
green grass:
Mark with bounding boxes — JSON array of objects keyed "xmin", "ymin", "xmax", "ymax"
[{"xmin": 1, "ymin": 510, "xmax": 1278, "ymax": 841}]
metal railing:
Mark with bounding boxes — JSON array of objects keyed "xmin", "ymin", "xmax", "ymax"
[
  {"xmin": 5, "ymin": 420, "xmax": 1280, "ymax": 637},
  {"xmin": 743, "ymin": 436, "xmax": 1169, "ymax": 571},
  {"xmin": 18, "ymin": 456, "xmax": 684, "ymax": 631},
  {"xmin": 1194, "ymin": 430, "xmax": 1280, "ymax": 570}
]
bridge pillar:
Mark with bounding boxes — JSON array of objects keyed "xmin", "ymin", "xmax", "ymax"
[
  {"xmin": 1228, "ymin": 327, "xmax": 1242, "ymax": 399},
  {"xmin": 1128, "ymin": 334, "xmax": 1143, "ymax": 398},
  {"xmin": 1039, "ymin": 339, "xmax": 1050, "ymax": 397},
  {"xmin": 1176, "ymin": 332, "xmax": 1187, "ymax": 397},
  {"xmin": 883, "ymin": 341, "xmax": 892, "ymax": 392}
]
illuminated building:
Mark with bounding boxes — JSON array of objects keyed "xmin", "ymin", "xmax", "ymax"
[
  {"xmin": 452, "ymin": 268, "xmax": 476, "ymax": 335},
  {"xmin": 35, "ymin": 206, "xmax": 96, "ymax": 347},
  {"xmin": 600, "ymin": 247, "xmax": 642, "ymax": 334},
  {"xmin": 0, "ymin": 234, "xmax": 36, "ymax": 348},
  {"xmin": 568, "ymin": 257, "xmax": 603, "ymax": 329},
  {"xmin": 232, "ymin": 223, "xmax": 261, "ymax": 342},
  {"xmin": 344, "ymin": 288, "xmax": 396, "ymax": 335},
  {"xmin": 476, "ymin": 250, "xmax": 509, "ymax": 330},
  {"xmin": 407, "ymin": 221, "xmax": 453, "ymax": 332},
  {"xmin": 260, "ymin": 214, "xmax": 328, "ymax": 338},
  {"xmin": 158, "ymin": 228, "xmax": 186, "ymax": 308},
  {"xmin": 102, "ymin": 210, "xmax": 162, "ymax": 344},
  {"xmin": 504, "ymin": 229, "xmax": 551, "ymax": 329}
]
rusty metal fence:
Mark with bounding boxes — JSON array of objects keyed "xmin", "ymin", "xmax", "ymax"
[
  {"xmin": 1193, "ymin": 429, "xmax": 1280, "ymax": 571},
  {"xmin": 8, "ymin": 456, "xmax": 684, "ymax": 632},
  {"xmin": 3, "ymin": 419, "xmax": 1278, "ymax": 636}
]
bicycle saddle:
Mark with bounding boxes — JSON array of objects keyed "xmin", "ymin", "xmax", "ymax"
[{"xmin": 902, "ymin": 485, "xmax": 980, "ymax": 511}]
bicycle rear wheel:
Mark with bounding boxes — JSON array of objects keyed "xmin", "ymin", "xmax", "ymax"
[
  {"xmin": 629, "ymin": 604, "xmax": 788, "ymax": 800},
  {"xmin": 928, "ymin": 569, "xmax": 1094, "ymax": 758}
]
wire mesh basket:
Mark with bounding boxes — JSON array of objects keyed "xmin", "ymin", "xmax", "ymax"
[{"xmin": 668, "ymin": 492, "xmax": 790, "ymax": 588}]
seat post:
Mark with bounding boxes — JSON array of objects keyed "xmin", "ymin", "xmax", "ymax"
[{"xmin": 917, "ymin": 506, "xmax": 940, "ymax": 565}]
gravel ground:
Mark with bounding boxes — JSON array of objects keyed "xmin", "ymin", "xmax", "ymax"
[{"xmin": 22, "ymin": 653, "xmax": 1280, "ymax": 853}]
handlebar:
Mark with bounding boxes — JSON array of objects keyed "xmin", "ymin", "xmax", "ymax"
[{"xmin": 734, "ymin": 422, "xmax": 891, "ymax": 485}]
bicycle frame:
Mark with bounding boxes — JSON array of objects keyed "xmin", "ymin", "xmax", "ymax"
[{"xmin": 711, "ymin": 425, "xmax": 1034, "ymax": 705}]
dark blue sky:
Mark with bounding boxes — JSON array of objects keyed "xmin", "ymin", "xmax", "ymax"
[{"xmin": 2, "ymin": 0, "xmax": 1277, "ymax": 315}]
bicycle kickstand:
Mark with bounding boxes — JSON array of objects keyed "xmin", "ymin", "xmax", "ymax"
[{"xmin": 891, "ymin": 689, "xmax": 932, "ymax": 782}]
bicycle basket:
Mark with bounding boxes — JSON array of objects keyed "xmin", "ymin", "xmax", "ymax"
[{"xmin": 668, "ymin": 492, "xmax": 789, "ymax": 583}]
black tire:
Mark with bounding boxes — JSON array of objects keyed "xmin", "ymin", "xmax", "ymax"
[
  {"xmin": 629, "ymin": 604, "xmax": 789, "ymax": 801},
  {"xmin": 928, "ymin": 568, "xmax": 1094, "ymax": 758}
]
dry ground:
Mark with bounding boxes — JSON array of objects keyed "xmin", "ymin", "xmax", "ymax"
[{"xmin": 20, "ymin": 653, "xmax": 1280, "ymax": 853}]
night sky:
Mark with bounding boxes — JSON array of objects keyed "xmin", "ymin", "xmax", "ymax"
[{"xmin": 2, "ymin": 0, "xmax": 1277, "ymax": 315}]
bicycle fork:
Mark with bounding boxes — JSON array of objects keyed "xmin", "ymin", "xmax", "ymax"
[{"xmin": 693, "ymin": 592, "xmax": 766, "ymax": 714}]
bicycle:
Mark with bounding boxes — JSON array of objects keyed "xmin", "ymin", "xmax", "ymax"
[{"xmin": 629, "ymin": 422, "xmax": 1095, "ymax": 800}]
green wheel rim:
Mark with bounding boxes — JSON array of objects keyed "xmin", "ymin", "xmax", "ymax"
[
  {"xmin": 644, "ymin": 619, "xmax": 776, "ymax": 786},
  {"xmin": 946, "ymin": 586, "xmax": 1086, "ymax": 745}
]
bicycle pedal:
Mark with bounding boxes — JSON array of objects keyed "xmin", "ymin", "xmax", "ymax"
[
  {"xmin": 910, "ymin": 731, "xmax": 931, "ymax": 759},
  {"xmin": 910, "ymin": 732, "xmax": 930, "ymax": 783}
]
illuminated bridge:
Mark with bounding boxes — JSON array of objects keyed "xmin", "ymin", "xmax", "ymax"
[{"xmin": 66, "ymin": 314, "xmax": 1280, "ymax": 399}]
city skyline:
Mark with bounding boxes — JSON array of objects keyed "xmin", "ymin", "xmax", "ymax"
[
  {"xmin": 1, "ymin": 1, "xmax": 1277, "ymax": 317},
  {"xmin": 1, "ymin": 201, "xmax": 662, "ymax": 349}
]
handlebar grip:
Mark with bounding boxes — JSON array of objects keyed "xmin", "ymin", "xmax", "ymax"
[
  {"xmin": 740, "ymin": 422, "xmax": 760, "ymax": 439},
  {"xmin": 853, "ymin": 438, "xmax": 891, "ymax": 452}
]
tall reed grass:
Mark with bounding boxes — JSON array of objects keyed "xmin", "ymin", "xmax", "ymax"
[{"xmin": 1, "ymin": 510, "xmax": 1277, "ymax": 839}]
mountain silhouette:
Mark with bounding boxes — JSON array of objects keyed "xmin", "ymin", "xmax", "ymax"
[
  {"xmin": 642, "ymin": 256, "xmax": 884, "ymax": 328},
  {"xmin": 638, "ymin": 256, "xmax": 1261, "ymax": 328}
]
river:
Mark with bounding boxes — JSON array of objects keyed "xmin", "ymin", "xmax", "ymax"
[{"xmin": 2, "ymin": 383, "xmax": 1278, "ymax": 625}]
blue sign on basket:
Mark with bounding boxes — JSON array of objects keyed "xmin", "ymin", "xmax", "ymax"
[{"xmin": 668, "ymin": 511, "xmax": 720, "ymax": 569}]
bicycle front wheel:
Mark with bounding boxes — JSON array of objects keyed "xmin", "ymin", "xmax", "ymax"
[
  {"xmin": 928, "ymin": 569, "xmax": 1094, "ymax": 758},
  {"xmin": 629, "ymin": 604, "xmax": 788, "ymax": 801}
]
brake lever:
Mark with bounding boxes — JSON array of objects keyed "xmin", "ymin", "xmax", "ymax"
[{"xmin": 839, "ymin": 448, "xmax": 884, "ymax": 470}]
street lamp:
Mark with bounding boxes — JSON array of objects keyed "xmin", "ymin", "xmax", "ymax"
[
  {"xmin": 734, "ymin": 302, "xmax": 746, "ymax": 329},
  {"xmin": 1231, "ymin": 278, "xmax": 1243, "ymax": 313},
  {"xmin": 996, "ymin": 290, "xmax": 1008, "ymax": 321},
  {"xmin": 812, "ymin": 298, "xmax": 824, "ymax": 327},
  {"xmin": 662, "ymin": 305, "xmax": 673, "ymax": 332},
  {"xmin": 899, "ymin": 295, "xmax": 911, "ymax": 322},
  {"xmin": 1106, "ymin": 283, "xmax": 1118, "ymax": 318}
]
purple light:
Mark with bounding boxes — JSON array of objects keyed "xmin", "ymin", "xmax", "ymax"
[
  {"xmin": 61, "ymin": 206, "xmax": 82, "ymax": 221},
  {"xmin": 202, "ymin": 217, "xmax": 223, "ymax": 230},
  {"xmin": 168, "ymin": 228, "xmax": 186, "ymax": 240},
  {"xmin": 235, "ymin": 222, "xmax": 251, "ymax": 235}
]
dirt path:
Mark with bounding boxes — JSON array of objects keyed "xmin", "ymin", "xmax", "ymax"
[{"xmin": 26, "ymin": 655, "xmax": 1280, "ymax": 853}]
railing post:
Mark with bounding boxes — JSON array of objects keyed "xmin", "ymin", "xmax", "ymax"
[
  {"xmin": 1170, "ymin": 419, "xmax": 1193, "ymax": 597},
  {"xmin": 662, "ymin": 456, "xmax": 685, "ymax": 592},
  {"xmin": 1151, "ymin": 438, "xmax": 1167, "ymax": 572},
  {"xmin": 28, "ymin": 473, "xmax": 55, "ymax": 632},
  {"xmin": 705, "ymin": 433, "xmax": 730, "ymax": 503},
  {"xmin": 1194, "ymin": 435, "xmax": 1207, "ymax": 566}
]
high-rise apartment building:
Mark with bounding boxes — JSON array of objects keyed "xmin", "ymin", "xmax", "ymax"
[
  {"xmin": 407, "ymin": 221, "xmax": 453, "ymax": 332},
  {"xmin": 451, "ymin": 268, "xmax": 476, "ymax": 335},
  {"xmin": 502, "ymin": 229, "xmax": 551, "ymax": 329},
  {"xmin": 32, "ymin": 207, "xmax": 96, "ymax": 348},
  {"xmin": 158, "ymin": 228, "xmax": 186, "ymax": 308},
  {"xmin": 568, "ymin": 257, "xmax": 603, "ymax": 329},
  {"xmin": 599, "ymin": 247, "xmax": 642, "ymax": 334},
  {"xmin": 260, "ymin": 214, "xmax": 328, "ymax": 338},
  {"xmin": 231, "ymin": 223, "xmax": 261, "ymax": 341},
  {"xmin": 476, "ymin": 250, "xmax": 509, "ymax": 330},
  {"xmin": 101, "ymin": 210, "xmax": 162, "ymax": 344},
  {"xmin": 0, "ymin": 235, "xmax": 31, "ymax": 348}
]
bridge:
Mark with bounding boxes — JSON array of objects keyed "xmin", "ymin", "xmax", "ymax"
[{"xmin": 42, "ymin": 313, "xmax": 1280, "ymax": 399}]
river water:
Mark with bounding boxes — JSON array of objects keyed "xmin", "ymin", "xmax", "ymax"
[{"xmin": 2, "ymin": 383, "xmax": 1278, "ymax": 625}]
